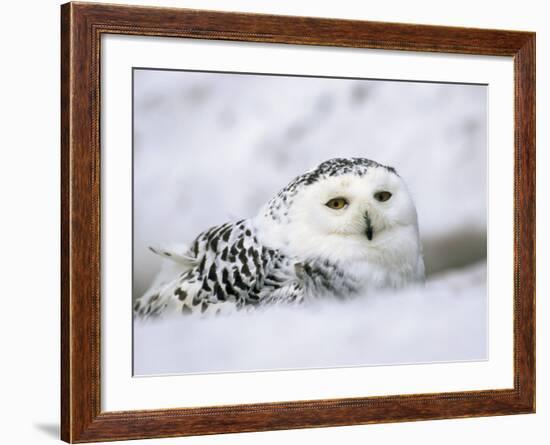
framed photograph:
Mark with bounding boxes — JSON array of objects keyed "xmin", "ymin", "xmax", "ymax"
[{"xmin": 61, "ymin": 2, "xmax": 535, "ymax": 442}]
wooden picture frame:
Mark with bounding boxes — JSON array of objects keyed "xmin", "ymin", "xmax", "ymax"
[{"xmin": 61, "ymin": 2, "xmax": 535, "ymax": 442}]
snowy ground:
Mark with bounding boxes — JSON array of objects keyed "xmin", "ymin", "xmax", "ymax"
[
  {"xmin": 134, "ymin": 261, "xmax": 487, "ymax": 375},
  {"xmin": 132, "ymin": 69, "xmax": 488, "ymax": 376}
]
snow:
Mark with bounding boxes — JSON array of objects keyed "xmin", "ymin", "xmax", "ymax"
[
  {"xmin": 134, "ymin": 261, "xmax": 487, "ymax": 375},
  {"xmin": 132, "ymin": 69, "xmax": 487, "ymax": 376}
]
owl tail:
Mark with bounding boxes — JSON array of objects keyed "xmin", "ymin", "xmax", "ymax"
[{"xmin": 148, "ymin": 245, "xmax": 196, "ymax": 267}]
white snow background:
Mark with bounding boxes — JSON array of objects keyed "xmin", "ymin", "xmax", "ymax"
[{"xmin": 132, "ymin": 69, "xmax": 487, "ymax": 375}]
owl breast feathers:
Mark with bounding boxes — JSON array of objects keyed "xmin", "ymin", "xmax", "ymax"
[{"xmin": 135, "ymin": 157, "xmax": 425, "ymax": 319}]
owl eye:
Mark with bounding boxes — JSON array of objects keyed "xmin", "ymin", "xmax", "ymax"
[
  {"xmin": 325, "ymin": 197, "xmax": 348, "ymax": 210},
  {"xmin": 374, "ymin": 191, "xmax": 392, "ymax": 202}
]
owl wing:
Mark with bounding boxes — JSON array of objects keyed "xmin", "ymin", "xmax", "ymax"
[{"xmin": 135, "ymin": 219, "xmax": 304, "ymax": 319}]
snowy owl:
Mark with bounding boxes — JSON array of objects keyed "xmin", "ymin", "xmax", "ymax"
[{"xmin": 134, "ymin": 157, "xmax": 424, "ymax": 318}]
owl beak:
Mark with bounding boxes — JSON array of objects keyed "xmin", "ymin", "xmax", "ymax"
[{"xmin": 364, "ymin": 212, "xmax": 374, "ymax": 241}]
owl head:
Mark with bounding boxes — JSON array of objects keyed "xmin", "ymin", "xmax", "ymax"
[{"xmin": 256, "ymin": 158, "xmax": 423, "ymax": 270}]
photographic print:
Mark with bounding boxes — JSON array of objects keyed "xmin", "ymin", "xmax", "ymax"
[
  {"xmin": 132, "ymin": 69, "xmax": 488, "ymax": 376},
  {"xmin": 62, "ymin": 5, "xmax": 535, "ymax": 440}
]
